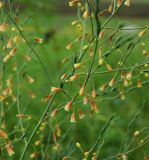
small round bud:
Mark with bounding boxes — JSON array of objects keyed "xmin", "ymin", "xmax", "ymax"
[
  {"xmin": 76, "ymin": 142, "xmax": 81, "ymax": 148},
  {"xmin": 134, "ymin": 130, "xmax": 140, "ymax": 137},
  {"xmin": 140, "ymin": 139, "xmax": 144, "ymax": 144},
  {"xmin": 74, "ymin": 63, "xmax": 81, "ymax": 69},
  {"xmin": 98, "ymin": 58, "xmax": 103, "ymax": 65},
  {"xmin": 84, "ymin": 152, "xmax": 89, "ymax": 156}
]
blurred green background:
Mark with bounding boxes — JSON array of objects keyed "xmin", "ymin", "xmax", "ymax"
[{"xmin": 0, "ymin": 0, "xmax": 149, "ymax": 159}]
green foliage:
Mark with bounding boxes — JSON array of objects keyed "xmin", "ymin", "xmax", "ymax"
[{"xmin": 0, "ymin": 0, "xmax": 149, "ymax": 160}]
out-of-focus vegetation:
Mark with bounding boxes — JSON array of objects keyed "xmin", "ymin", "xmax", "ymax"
[{"xmin": 0, "ymin": 0, "xmax": 149, "ymax": 160}]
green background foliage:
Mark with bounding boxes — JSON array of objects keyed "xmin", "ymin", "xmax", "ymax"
[{"xmin": 0, "ymin": 0, "xmax": 149, "ymax": 159}]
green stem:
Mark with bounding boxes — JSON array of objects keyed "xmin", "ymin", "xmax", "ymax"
[
  {"xmin": 20, "ymin": 94, "xmax": 56, "ymax": 160},
  {"xmin": 7, "ymin": 14, "xmax": 52, "ymax": 84}
]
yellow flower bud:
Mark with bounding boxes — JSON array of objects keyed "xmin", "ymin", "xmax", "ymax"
[
  {"xmin": 74, "ymin": 63, "xmax": 81, "ymax": 69},
  {"xmin": 117, "ymin": 0, "xmax": 122, "ymax": 7},
  {"xmin": 92, "ymin": 89, "xmax": 96, "ymax": 99},
  {"xmin": 109, "ymin": 78, "xmax": 115, "ymax": 87},
  {"xmin": 76, "ymin": 142, "xmax": 81, "ymax": 148},
  {"xmin": 69, "ymin": 0, "xmax": 78, "ymax": 7},
  {"xmin": 79, "ymin": 86, "xmax": 85, "ymax": 96},
  {"xmin": 66, "ymin": 42, "xmax": 73, "ymax": 50},
  {"xmin": 69, "ymin": 74, "xmax": 79, "ymax": 81},
  {"xmin": 83, "ymin": 10, "xmax": 90, "ymax": 19},
  {"xmin": 98, "ymin": 58, "xmax": 103, "ymax": 65},
  {"xmin": 134, "ymin": 130, "xmax": 140, "ymax": 137},
  {"xmin": 138, "ymin": 30, "xmax": 146, "ymax": 37},
  {"xmin": 124, "ymin": 0, "xmax": 131, "ymax": 6},
  {"xmin": 64, "ymin": 101, "xmax": 72, "ymax": 111},
  {"xmin": 51, "ymin": 87, "xmax": 62, "ymax": 93}
]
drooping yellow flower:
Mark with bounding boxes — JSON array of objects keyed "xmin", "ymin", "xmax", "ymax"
[
  {"xmin": 0, "ymin": 129, "xmax": 8, "ymax": 139},
  {"xmin": 64, "ymin": 101, "xmax": 72, "ymax": 111},
  {"xmin": 117, "ymin": 0, "xmax": 122, "ymax": 7},
  {"xmin": 79, "ymin": 85, "xmax": 85, "ymax": 96},
  {"xmin": 83, "ymin": 10, "xmax": 90, "ymax": 19},
  {"xmin": 5, "ymin": 142, "xmax": 15, "ymax": 156},
  {"xmin": 0, "ymin": 23, "xmax": 8, "ymax": 32},
  {"xmin": 70, "ymin": 112, "xmax": 76, "ymax": 122},
  {"xmin": 69, "ymin": 0, "xmax": 78, "ymax": 7},
  {"xmin": 124, "ymin": 0, "xmax": 131, "ymax": 6},
  {"xmin": 51, "ymin": 87, "xmax": 62, "ymax": 93}
]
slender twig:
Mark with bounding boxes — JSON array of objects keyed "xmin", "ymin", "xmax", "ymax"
[
  {"xmin": 7, "ymin": 14, "xmax": 53, "ymax": 84},
  {"xmin": 90, "ymin": 114, "xmax": 115, "ymax": 153},
  {"xmin": 20, "ymin": 94, "xmax": 56, "ymax": 160},
  {"xmin": 86, "ymin": 0, "xmax": 94, "ymax": 37},
  {"xmin": 104, "ymin": 25, "xmax": 149, "ymax": 31},
  {"xmin": 102, "ymin": 137, "xmax": 149, "ymax": 160},
  {"xmin": 101, "ymin": 0, "xmax": 125, "ymax": 30}
]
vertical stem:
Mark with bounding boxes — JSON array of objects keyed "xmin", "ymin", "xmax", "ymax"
[
  {"xmin": 84, "ymin": 0, "xmax": 100, "ymax": 86},
  {"xmin": 20, "ymin": 94, "xmax": 56, "ymax": 160},
  {"xmin": 86, "ymin": 0, "xmax": 94, "ymax": 37},
  {"xmin": 95, "ymin": 0, "xmax": 101, "ymax": 35},
  {"xmin": 15, "ymin": 56, "xmax": 27, "ymax": 144}
]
